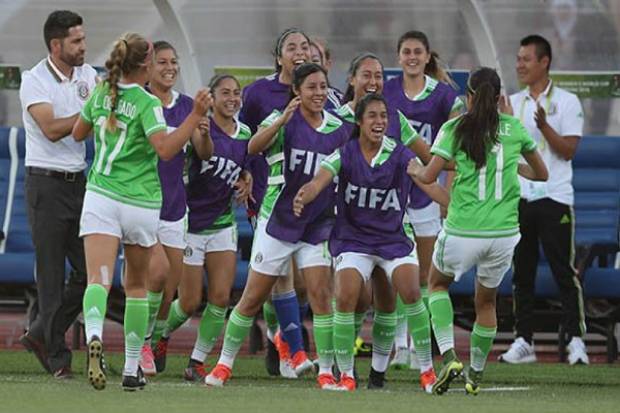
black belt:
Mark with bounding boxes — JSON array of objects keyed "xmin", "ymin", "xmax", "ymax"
[{"xmin": 26, "ymin": 167, "xmax": 83, "ymax": 182}]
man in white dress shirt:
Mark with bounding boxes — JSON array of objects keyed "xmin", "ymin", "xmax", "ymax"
[
  {"xmin": 18, "ymin": 10, "xmax": 98, "ymax": 378},
  {"xmin": 499, "ymin": 34, "xmax": 588, "ymax": 365}
]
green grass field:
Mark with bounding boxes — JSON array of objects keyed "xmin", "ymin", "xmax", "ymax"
[{"xmin": 0, "ymin": 351, "xmax": 618, "ymax": 413}]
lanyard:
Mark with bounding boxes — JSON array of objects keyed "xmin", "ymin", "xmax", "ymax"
[{"xmin": 519, "ymin": 82, "xmax": 553, "ymax": 151}]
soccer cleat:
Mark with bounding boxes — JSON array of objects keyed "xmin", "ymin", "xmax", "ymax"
[
  {"xmin": 291, "ymin": 350, "xmax": 314, "ymax": 377},
  {"xmin": 498, "ymin": 337, "xmax": 537, "ymax": 364},
  {"xmin": 205, "ymin": 363, "xmax": 232, "ymax": 387},
  {"xmin": 87, "ymin": 336, "xmax": 106, "ymax": 391},
  {"xmin": 265, "ymin": 338, "xmax": 280, "ymax": 376},
  {"xmin": 464, "ymin": 368, "xmax": 482, "ymax": 395},
  {"xmin": 122, "ymin": 367, "xmax": 147, "ymax": 391},
  {"xmin": 353, "ymin": 336, "xmax": 372, "ymax": 356},
  {"xmin": 152, "ymin": 336, "xmax": 169, "ymax": 373},
  {"xmin": 390, "ymin": 346, "xmax": 410, "ymax": 370},
  {"xmin": 274, "ymin": 332, "xmax": 296, "ymax": 378},
  {"xmin": 139, "ymin": 343, "xmax": 157, "ymax": 377},
  {"xmin": 567, "ymin": 337, "xmax": 589, "ymax": 365},
  {"xmin": 317, "ymin": 373, "xmax": 338, "ymax": 390},
  {"xmin": 420, "ymin": 368, "xmax": 437, "ymax": 394},
  {"xmin": 409, "ymin": 348, "xmax": 420, "ymax": 370},
  {"xmin": 432, "ymin": 359, "xmax": 463, "ymax": 395},
  {"xmin": 367, "ymin": 367, "xmax": 385, "ymax": 390},
  {"xmin": 184, "ymin": 358, "xmax": 208, "ymax": 382},
  {"xmin": 335, "ymin": 373, "xmax": 356, "ymax": 392}
]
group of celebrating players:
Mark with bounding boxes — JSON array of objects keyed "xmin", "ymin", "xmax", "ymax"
[{"xmin": 74, "ymin": 27, "xmax": 547, "ymax": 395}]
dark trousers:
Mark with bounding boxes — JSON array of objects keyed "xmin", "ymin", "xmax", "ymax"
[
  {"xmin": 512, "ymin": 198, "xmax": 586, "ymax": 343},
  {"xmin": 25, "ymin": 172, "xmax": 87, "ymax": 372}
]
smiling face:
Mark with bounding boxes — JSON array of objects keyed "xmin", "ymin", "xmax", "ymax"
[
  {"xmin": 398, "ymin": 38, "xmax": 430, "ymax": 78},
  {"xmin": 516, "ymin": 44, "xmax": 549, "ymax": 86},
  {"xmin": 278, "ymin": 32, "xmax": 310, "ymax": 79},
  {"xmin": 309, "ymin": 43, "xmax": 324, "ymax": 67},
  {"xmin": 351, "ymin": 58, "xmax": 384, "ymax": 101},
  {"xmin": 295, "ymin": 70, "xmax": 328, "ymax": 115},
  {"xmin": 149, "ymin": 47, "xmax": 178, "ymax": 91},
  {"xmin": 212, "ymin": 77, "xmax": 241, "ymax": 119},
  {"xmin": 358, "ymin": 100, "xmax": 388, "ymax": 145}
]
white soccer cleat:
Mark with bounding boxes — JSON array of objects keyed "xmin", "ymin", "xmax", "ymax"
[
  {"xmin": 390, "ymin": 347, "xmax": 410, "ymax": 369},
  {"xmin": 498, "ymin": 337, "xmax": 537, "ymax": 364},
  {"xmin": 279, "ymin": 359, "xmax": 298, "ymax": 378},
  {"xmin": 567, "ymin": 337, "xmax": 589, "ymax": 365}
]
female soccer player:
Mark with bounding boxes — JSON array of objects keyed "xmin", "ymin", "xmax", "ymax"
[
  {"xmin": 335, "ymin": 52, "xmax": 434, "ymax": 370},
  {"xmin": 407, "ymin": 67, "xmax": 547, "ymax": 395},
  {"xmin": 136, "ymin": 40, "xmax": 194, "ymax": 377},
  {"xmin": 72, "ymin": 32, "xmax": 212, "ymax": 391},
  {"xmin": 239, "ymin": 27, "xmax": 312, "ymax": 376},
  {"xmin": 205, "ymin": 63, "xmax": 349, "ymax": 389},
  {"xmin": 175, "ymin": 73, "xmax": 252, "ymax": 381},
  {"xmin": 294, "ymin": 93, "xmax": 448, "ymax": 392},
  {"xmin": 383, "ymin": 31, "xmax": 463, "ymax": 369}
]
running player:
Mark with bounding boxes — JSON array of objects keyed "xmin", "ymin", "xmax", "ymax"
[
  {"xmin": 136, "ymin": 40, "xmax": 193, "ymax": 377},
  {"xmin": 407, "ymin": 67, "xmax": 548, "ymax": 395},
  {"xmin": 294, "ymin": 93, "xmax": 448, "ymax": 391},
  {"xmin": 205, "ymin": 63, "xmax": 349, "ymax": 389},
  {"xmin": 335, "ymin": 52, "xmax": 434, "ymax": 368},
  {"xmin": 383, "ymin": 31, "xmax": 463, "ymax": 370},
  {"xmin": 73, "ymin": 33, "xmax": 211, "ymax": 391},
  {"xmin": 239, "ymin": 28, "xmax": 311, "ymax": 376},
  {"xmin": 171, "ymin": 73, "xmax": 252, "ymax": 381}
]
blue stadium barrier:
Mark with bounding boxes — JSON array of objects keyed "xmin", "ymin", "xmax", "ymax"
[{"xmin": 0, "ymin": 127, "xmax": 251, "ymax": 297}]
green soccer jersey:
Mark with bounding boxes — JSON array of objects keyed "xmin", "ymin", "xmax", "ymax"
[
  {"xmin": 431, "ymin": 113, "xmax": 537, "ymax": 238},
  {"xmin": 81, "ymin": 82, "xmax": 167, "ymax": 209}
]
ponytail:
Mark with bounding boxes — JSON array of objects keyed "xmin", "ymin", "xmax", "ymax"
[
  {"xmin": 454, "ymin": 67, "xmax": 501, "ymax": 169},
  {"xmin": 103, "ymin": 33, "xmax": 152, "ymax": 132},
  {"xmin": 426, "ymin": 51, "xmax": 456, "ymax": 88}
]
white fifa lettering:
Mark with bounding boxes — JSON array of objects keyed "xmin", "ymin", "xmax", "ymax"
[
  {"xmin": 344, "ymin": 183, "xmax": 358, "ymax": 204},
  {"xmin": 368, "ymin": 188, "xmax": 386, "ymax": 209}
]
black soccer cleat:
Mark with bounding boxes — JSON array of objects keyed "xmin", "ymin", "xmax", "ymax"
[
  {"xmin": 265, "ymin": 338, "xmax": 280, "ymax": 376},
  {"xmin": 122, "ymin": 367, "xmax": 147, "ymax": 391},
  {"xmin": 367, "ymin": 367, "xmax": 385, "ymax": 390}
]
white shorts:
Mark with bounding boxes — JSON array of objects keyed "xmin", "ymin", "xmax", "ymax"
[
  {"xmin": 80, "ymin": 190, "xmax": 159, "ymax": 247},
  {"xmin": 158, "ymin": 217, "xmax": 186, "ymax": 250},
  {"xmin": 183, "ymin": 226, "xmax": 238, "ymax": 266},
  {"xmin": 250, "ymin": 219, "xmax": 331, "ymax": 276},
  {"xmin": 335, "ymin": 250, "xmax": 419, "ymax": 283},
  {"xmin": 432, "ymin": 230, "xmax": 521, "ymax": 289},
  {"xmin": 407, "ymin": 202, "xmax": 442, "ymax": 237}
]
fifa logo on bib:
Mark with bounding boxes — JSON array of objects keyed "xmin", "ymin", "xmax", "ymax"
[
  {"xmin": 201, "ymin": 157, "xmax": 242, "ymax": 187},
  {"xmin": 344, "ymin": 183, "xmax": 401, "ymax": 211},
  {"xmin": 289, "ymin": 149, "xmax": 327, "ymax": 176}
]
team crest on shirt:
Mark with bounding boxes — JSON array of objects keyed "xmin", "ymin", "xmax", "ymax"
[
  {"xmin": 335, "ymin": 255, "xmax": 343, "ymax": 265},
  {"xmin": 184, "ymin": 246, "xmax": 193, "ymax": 258},
  {"xmin": 76, "ymin": 81, "xmax": 90, "ymax": 100},
  {"xmin": 255, "ymin": 252, "xmax": 263, "ymax": 264}
]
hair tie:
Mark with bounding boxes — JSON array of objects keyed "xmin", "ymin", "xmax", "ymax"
[{"xmin": 121, "ymin": 39, "xmax": 128, "ymax": 47}]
